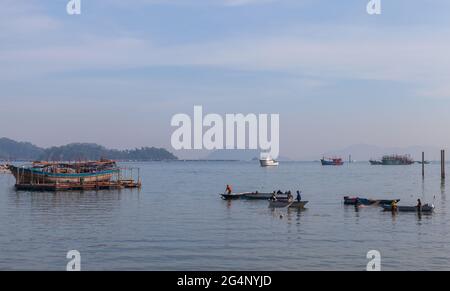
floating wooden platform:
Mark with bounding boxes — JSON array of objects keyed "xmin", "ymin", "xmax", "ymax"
[{"xmin": 15, "ymin": 180, "xmax": 141, "ymax": 191}]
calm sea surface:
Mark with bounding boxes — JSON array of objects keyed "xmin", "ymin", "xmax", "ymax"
[{"xmin": 0, "ymin": 161, "xmax": 449, "ymax": 270}]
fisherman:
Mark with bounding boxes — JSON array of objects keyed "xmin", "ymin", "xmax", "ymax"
[
  {"xmin": 271, "ymin": 191, "xmax": 277, "ymax": 201},
  {"xmin": 417, "ymin": 198, "xmax": 422, "ymax": 210},
  {"xmin": 296, "ymin": 190, "xmax": 302, "ymax": 202},
  {"xmin": 225, "ymin": 184, "xmax": 232, "ymax": 194},
  {"xmin": 287, "ymin": 191, "xmax": 293, "ymax": 201},
  {"xmin": 277, "ymin": 190, "xmax": 283, "ymax": 195},
  {"xmin": 391, "ymin": 199, "xmax": 398, "ymax": 211}
]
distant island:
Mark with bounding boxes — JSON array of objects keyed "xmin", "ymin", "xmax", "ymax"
[{"xmin": 0, "ymin": 138, "xmax": 178, "ymax": 161}]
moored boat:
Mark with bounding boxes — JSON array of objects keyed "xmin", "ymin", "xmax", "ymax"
[
  {"xmin": 381, "ymin": 154, "xmax": 414, "ymax": 165},
  {"xmin": 369, "ymin": 160, "xmax": 383, "ymax": 165},
  {"xmin": 8, "ymin": 160, "xmax": 118, "ymax": 185}
]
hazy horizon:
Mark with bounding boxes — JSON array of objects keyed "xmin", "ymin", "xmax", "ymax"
[{"xmin": 2, "ymin": 1, "xmax": 450, "ymax": 160}]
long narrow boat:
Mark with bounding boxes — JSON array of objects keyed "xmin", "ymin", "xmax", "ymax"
[
  {"xmin": 381, "ymin": 204, "xmax": 434, "ymax": 213},
  {"xmin": 242, "ymin": 192, "xmax": 288, "ymax": 200},
  {"xmin": 220, "ymin": 192, "xmax": 252, "ymax": 200},
  {"xmin": 344, "ymin": 196, "xmax": 400, "ymax": 206}
]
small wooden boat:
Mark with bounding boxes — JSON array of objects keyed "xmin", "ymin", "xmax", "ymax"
[
  {"xmin": 220, "ymin": 192, "xmax": 252, "ymax": 200},
  {"xmin": 242, "ymin": 192, "xmax": 288, "ymax": 200},
  {"xmin": 381, "ymin": 204, "xmax": 435, "ymax": 213},
  {"xmin": 344, "ymin": 196, "xmax": 400, "ymax": 206},
  {"xmin": 289, "ymin": 201, "xmax": 308, "ymax": 209},
  {"xmin": 344, "ymin": 196, "xmax": 372, "ymax": 205},
  {"xmin": 268, "ymin": 200, "xmax": 293, "ymax": 208}
]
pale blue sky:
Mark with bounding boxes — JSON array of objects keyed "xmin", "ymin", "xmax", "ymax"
[{"xmin": 1, "ymin": 0, "xmax": 450, "ymax": 159}]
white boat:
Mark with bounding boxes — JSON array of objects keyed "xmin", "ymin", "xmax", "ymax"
[{"xmin": 259, "ymin": 155, "xmax": 279, "ymax": 167}]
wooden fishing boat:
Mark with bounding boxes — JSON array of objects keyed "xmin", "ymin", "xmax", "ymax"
[
  {"xmin": 321, "ymin": 157, "xmax": 344, "ymax": 166},
  {"xmin": 220, "ymin": 192, "xmax": 252, "ymax": 200},
  {"xmin": 242, "ymin": 192, "xmax": 288, "ymax": 200},
  {"xmin": 268, "ymin": 200, "xmax": 293, "ymax": 208},
  {"xmin": 8, "ymin": 160, "xmax": 118, "ymax": 184},
  {"xmin": 344, "ymin": 196, "xmax": 400, "ymax": 206},
  {"xmin": 381, "ymin": 204, "xmax": 434, "ymax": 213},
  {"xmin": 344, "ymin": 196, "xmax": 373, "ymax": 205}
]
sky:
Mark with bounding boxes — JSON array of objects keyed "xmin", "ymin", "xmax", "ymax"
[{"xmin": 1, "ymin": 0, "xmax": 450, "ymax": 159}]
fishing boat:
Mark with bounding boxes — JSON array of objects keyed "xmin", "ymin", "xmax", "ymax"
[
  {"xmin": 268, "ymin": 200, "xmax": 293, "ymax": 208},
  {"xmin": 320, "ymin": 157, "xmax": 344, "ymax": 166},
  {"xmin": 369, "ymin": 160, "xmax": 383, "ymax": 165},
  {"xmin": 8, "ymin": 160, "xmax": 118, "ymax": 184},
  {"xmin": 242, "ymin": 192, "xmax": 288, "ymax": 200},
  {"xmin": 382, "ymin": 204, "xmax": 434, "ymax": 213},
  {"xmin": 220, "ymin": 192, "xmax": 253, "ymax": 200},
  {"xmin": 416, "ymin": 161, "xmax": 431, "ymax": 165},
  {"xmin": 381, "ymin": 154, "xmax": 414, "ymax": 165},
  {"xmin": 344, "ymin": 196, "xmax": 400, "ymax": 206}
]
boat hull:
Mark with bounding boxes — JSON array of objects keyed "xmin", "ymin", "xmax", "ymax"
[
  {"xmin": 289, "ymin": 201, "xmax": 308, "ymax": 209},
  {"xmin": 321, "ymin": 159, "xmax": 344, "ymax": 166},
  {"xmin": 220, "ymin": 192, "xmax": 253, "ymax": 200},
  {"xmin": 260, "ymin": 160, "xmax": 279, "ymax": 167},
  {"xmin": 382, "ymin": 204, "xmax": 434, "ymax": 213},
  {"xmin": 344, "ymin": 196, "xmax": 400, "ymax": 206},
  {"xmin": 242, "ymin": 192, "xmax": 287, "ymax": 200},
  {"xmin": 9, "ymin": 165, "xmax": 117, "ymax": 184},
  {"xmin": 268, "ymin": 200, "xmax": 293, "ymax": 208}
]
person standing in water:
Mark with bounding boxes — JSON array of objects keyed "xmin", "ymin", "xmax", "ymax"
[
  {"xmin": 391, "ymin": 199, "xmax": 398, "ymax": 211},
  {"xmin": 417, "ymin": 199, "xmax": 422, "ymax": 211}
]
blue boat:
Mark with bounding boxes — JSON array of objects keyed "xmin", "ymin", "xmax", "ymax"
[{"xmin": 321, "ymin": 157, "xmax": 344, "ymax": 166}]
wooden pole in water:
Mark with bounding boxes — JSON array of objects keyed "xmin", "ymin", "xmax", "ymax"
[
  {"xmin": 442, "ymin": 150, "xmax": 446, "ymax": 179},
  {"xmin": 422, "ymin": 152, "xmax": 425, "ymax": 178}
]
